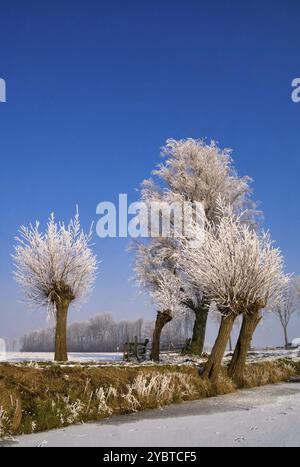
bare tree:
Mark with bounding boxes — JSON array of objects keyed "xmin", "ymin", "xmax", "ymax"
[
  {"xmin": 21, "ymin": 314, "xmax": 147, "ymax": 352},
  {"xmin": 21, "ymin": 312, "xmax": 195, "ymax": 353},
  {"xmin": 13, "ymin": 209, "xmax": 98, "ymax": 361},
  {"xmin": 272, "ymin": 278, "xmax": 298, "ymax": 349}
]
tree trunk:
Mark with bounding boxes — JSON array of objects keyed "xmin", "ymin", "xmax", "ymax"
[
  {"xmin": 54, "ymin": 300, "xmax": 69, "ymax": 362},
  {"xmin": 150, "ymin": 310, "xmax": 172, "ymax": 362},
  {"xmin": 203, "ymin": 313, "xmax": 236, "ymax": 382},
  {"xmin": 190, "ymin": 304, "xmax": 209, "ymax": 356},
  {"xmin": 228, "ymin": 312, "xmax": 261, "ymax": 387},
  {"xmin": 228, "ymin": 333, "xmax": 233, "ymax": 352},
  {"xmin": 284, "ymin": 325, "xmax": 289, "ymax": 350}
]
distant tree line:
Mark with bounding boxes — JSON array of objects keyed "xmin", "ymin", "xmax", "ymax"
[{"xmin": 20, "ymin": 312, "xmax": 194, "ymax": 353}]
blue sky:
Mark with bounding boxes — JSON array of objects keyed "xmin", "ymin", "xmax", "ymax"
[{"xmin": 0, "ymin": 0, "xmax": 299, "ymax": 346}]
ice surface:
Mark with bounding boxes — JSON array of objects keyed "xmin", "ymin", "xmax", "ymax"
[{"xmin": 2, "ymin": 382, "xmax": 300, "ymax": 447}]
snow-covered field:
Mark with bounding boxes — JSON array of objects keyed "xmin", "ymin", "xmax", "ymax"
[
  {"xmin": 160, "ymin": 348, "xmax": 300, "ymax": 366},
  {"xmin": 2, "ymin": 352, "xmax": 123, "ymax": 363},
  {"xmin": 2, "ymin": 348, "xmax": 299, "ymax": 366},
  {"xmin": 2, "ymin": 382, "xmax": 300, "ymax": 447}
]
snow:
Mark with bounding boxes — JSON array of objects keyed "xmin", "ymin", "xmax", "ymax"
[
  {"xmin": 2, "ymin": 348, "xmax": 299, "ymax": 367},
  {"xmin": 224, "ymin": 348, "xmax": 300, "ymax": 363},
  {"xmin": 291, "ymin": 338, "xmax": 300, "ymax": 347},
  {"xmin": 2, "ymin": 382, "xmax": 300, "ymax": 447},
  {"xmin": 3, "ymin": 352, "xmax": 123, "ymax": 363}
]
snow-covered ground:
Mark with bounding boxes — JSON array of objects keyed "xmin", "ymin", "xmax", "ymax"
[
  {"xmin": 160, "ymin": 348, "xmax": 300, "ymax": 366},
  {"xmin": 2, "ymin": 348, "xmax": 299, "ymax": 367},
  {"xmin": 2, "ymin": 382, "xmax": 300, "ymax": 447},
  {"xmin": 3, "ymin": 352, "xmax": 123, "ymax": 363}
]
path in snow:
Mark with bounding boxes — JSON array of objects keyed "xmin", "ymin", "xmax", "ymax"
[{"xmin": 2, "ymin": 382, "xmax": 300, "ymax": 447}]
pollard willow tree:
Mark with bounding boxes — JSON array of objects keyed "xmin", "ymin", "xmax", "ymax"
[
  {"xmin": 13, "ymin": 210, "xmax": 98, "ymax": 361},
  {"xmin": 139, "ymin": 138, "xmax": 258, "ymax": 356},
  {"xmin": 132, "ymin": 240, "xmax": 186, "ymax": 361},
  {"xmin": 209, "ymin": 305, "xmax": 242, "ymax": 352},
  {"xmin": 178, "ymin": 200, "xmax": 284, "ymax": 383}
]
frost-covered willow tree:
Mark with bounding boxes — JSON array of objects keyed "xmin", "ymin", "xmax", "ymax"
[
  {"xmin": 139, "ymin": 138, "xmax": 258, "ymax": 356},
  {"xmin": 209, "ymin": 306, "xmax": 242, "ymax": 352},
  {"xmin": 13, "ymin": 210, "xmax": 98, "ymax": 362},
  {"xmin": 132, "ymin": 240, "xmax": 186, "ymax": 361},
  {"xmin": 178, "ymin": 201, "xmax": 284, "ymax": 383}
]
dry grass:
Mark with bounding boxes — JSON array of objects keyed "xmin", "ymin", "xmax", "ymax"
[
  {"xmin": 0, "ymin": 358, "xmax": 297, "ymax": 438},
  {"xmin": 241, "ymin": 360, "xmax": 296, "ymax": 388}
]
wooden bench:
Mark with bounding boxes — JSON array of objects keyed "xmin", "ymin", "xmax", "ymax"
[
  {"xmin": 123, "ymin": 337, "xmax": 149, "ymax": 362},
  {"xmin": 180, "ymin": 337, "xmax": 192, "ymax": 355}
]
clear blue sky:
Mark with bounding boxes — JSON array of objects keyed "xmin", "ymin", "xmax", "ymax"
[{"xmin": 0, "ymin": 0, "xmax": 299, "ymax": 346}]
